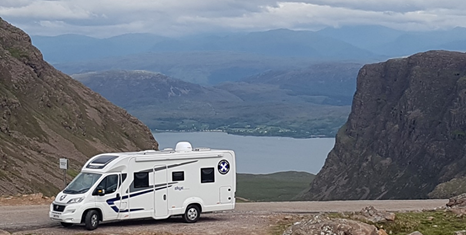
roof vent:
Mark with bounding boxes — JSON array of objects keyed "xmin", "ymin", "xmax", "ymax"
[{"xmin": 175, "ymin": 141, "xmax": 192, "ymax": 152}]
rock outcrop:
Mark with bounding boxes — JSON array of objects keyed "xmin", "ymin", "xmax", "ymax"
[
  {"xmin": 0, "ymin": 18, "xmax": 158, "ymax": 195},
  {"xmin": 352, "ymin": 206, "xmax": 396, "ymax": 223},
  {"xmin": 301, "ymin": 50, "xmax": 466, "ymax": 200},
  {"xmin": 283, "ymin": 215, "xmax": 379, "ymax": 235}
]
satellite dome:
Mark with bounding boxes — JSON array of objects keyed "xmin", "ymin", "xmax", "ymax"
[{"xmin": 175, "ymin": 141, "xmax": 192, "ymax": 152}]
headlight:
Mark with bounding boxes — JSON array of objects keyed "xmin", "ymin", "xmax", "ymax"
[{"xmin": 67, "ymin": 197, "xmax": 84, "ymax": 204}]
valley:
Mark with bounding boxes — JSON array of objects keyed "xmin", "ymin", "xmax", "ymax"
[{"xmin": 72, "ymin": 66, "xmax": 357, "ymax": 138}]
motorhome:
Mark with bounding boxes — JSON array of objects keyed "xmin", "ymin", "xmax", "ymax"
[{"xmin": 49, "ymin": 142, "xmax": 236, "ymax": 230}]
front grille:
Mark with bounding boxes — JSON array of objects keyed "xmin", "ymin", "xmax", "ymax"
[{"xmin": 53, "ymin": 204, "xmax": 66, "ymax": 212}]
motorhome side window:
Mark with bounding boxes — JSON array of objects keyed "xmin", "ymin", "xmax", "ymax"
[
  {"xmin": 93, "ymin": 174, "xmax": 118, "ymax": 195},
  {"xmin": 201, "ymin": 168, "xmax": 215, "ymax": 183},
  {"xmin": 121, "ymin": 173, "xmax": 127, "ymax": 183},
  {"xmin": 172, "ymin": 171, "xmax": 184, "ymax": 181},
  {"xmin": 134, "ymin": 172, "xmax": 149, "ymax": 188}
]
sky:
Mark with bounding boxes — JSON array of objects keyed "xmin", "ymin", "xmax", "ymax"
[{"xmin": 1, "ymin": 0, "xmax": 466, "ymax": 38}]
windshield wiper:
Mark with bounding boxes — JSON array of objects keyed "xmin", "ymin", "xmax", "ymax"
[
  {"xmin": 63, "ymin": 189, "xmax": 77, "ymax": 194},
  {"xmin": 77, "ymin": 188, "xmax": 90, "ymax": 193}
]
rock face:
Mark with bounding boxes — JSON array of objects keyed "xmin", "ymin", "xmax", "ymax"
[
  {"xmin": 302, "ymin": 50, "xmax": 466, "ymax": 200},
  {"xmin": 0, "ymin": 18, "xmax": 158, "ymax": 195}
]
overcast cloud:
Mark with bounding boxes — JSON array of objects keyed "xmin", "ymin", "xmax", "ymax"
[{"xmin": 1, "ymin": 0, "xmax": 465, "ymax": 38}]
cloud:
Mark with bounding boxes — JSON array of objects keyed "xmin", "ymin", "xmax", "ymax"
[{"xmin": 1, "ymin": 0, "xmax": 466, "ymax": 37}]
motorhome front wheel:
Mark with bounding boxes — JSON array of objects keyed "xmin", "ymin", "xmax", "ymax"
[{"xmin": 85, "ymin": 210, "xmax": 100, "ymax": 230}]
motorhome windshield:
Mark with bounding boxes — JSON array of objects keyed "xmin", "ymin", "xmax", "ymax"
[{"xmin": 63, "ymin": 172, "xmax": 102, "ymax": 194}]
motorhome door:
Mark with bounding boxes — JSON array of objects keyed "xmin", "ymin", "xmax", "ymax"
[
  {"xmin": 93, "ymin": 174, "xmax": 121, "ymax": 221},
  {"xmin": 117, "ymin": 173, "xmax": 130, "ymax": 220},
  {"xmin": 153, "ymin": 165, "xmax": 168, "ymax": 218}
]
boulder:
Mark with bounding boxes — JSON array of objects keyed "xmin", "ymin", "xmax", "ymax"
[
  {"xmin": 447, "ymin": 193, "xmax": 466, "ymax": 208},
  {"xmin": 352, "ymin": 206, "xmax": 396, "ymax": 223},
  {"xmin": 378, "ymin": 229, "xmax": 388, "ymax": 235},
  {"xmin": 446, "ymin": 193, "xmax": 466, "ymax": 217},
  {"xmin": 407, "ymin": 232, "xmax": 423, "ymax": 235}
]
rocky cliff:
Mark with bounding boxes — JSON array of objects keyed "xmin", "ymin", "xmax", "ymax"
[
  {"xmin": 301, "ymin": 50, "xmax": 466, "ymax": 200},
  {"xmin": 0, "ymin": 18, "xmax": 158, "ymax": 195}
]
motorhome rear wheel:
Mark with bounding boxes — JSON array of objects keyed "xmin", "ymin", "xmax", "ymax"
[{"xmin": 183, "ymin": 204, "xmax": 200, "ymax": 223}]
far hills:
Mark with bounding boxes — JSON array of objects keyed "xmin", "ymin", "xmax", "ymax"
[
  {"xmin": 32, "ymin": 26, "xmax": 466, "ymax": 86},
  {"xmin": 73, "ymin": 66, "xmax": 357, "ymax": 138}
]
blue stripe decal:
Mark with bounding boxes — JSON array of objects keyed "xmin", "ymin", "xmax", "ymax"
[
  {"xmin": 111, "ymin": 206, "xmax": 119, "ymax": 213},
  {"xmin": 106, "ymin": 186, "xmax": 172, "ymax": 213}
]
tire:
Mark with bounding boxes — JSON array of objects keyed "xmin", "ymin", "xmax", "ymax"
[
  {"xmin": 84, "ymin": 210, "xmax": 99, "ymax": 230},
  {"xmin": 60, "ymin": 222, "xmax": 73, "ymax": 227},
  {"xmin": 182, "ymin": 205, "xmax": 200, "ymax": 223}
]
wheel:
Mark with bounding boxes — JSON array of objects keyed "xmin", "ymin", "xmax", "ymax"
[
  {"xmin": 183, "ymin": 205, "xmax": 200, "ymax": 223},
  {"xmin": 84, "ymin": 210, "xmax": 99, "ymax": 230},
  {"xmin": 60, "ymin": 222, "xmax": 73, "ymax": 227}
]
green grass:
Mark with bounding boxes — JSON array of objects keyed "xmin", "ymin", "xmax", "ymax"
[
  {"xmin": 7, "ymin": 47, "xmax": 26, "ymax": 59},
  {"xmin": 236, "ymin": 171, "xmax": 315, "ymax": 201},
  {"xmin": 349, "ymin": 210, "xmax": 466, "ymax": 235}
]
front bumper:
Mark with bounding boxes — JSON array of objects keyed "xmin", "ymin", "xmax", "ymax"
[{"xmin": 49, "ymin": 203, "xmax": 84, "ymax": 224}]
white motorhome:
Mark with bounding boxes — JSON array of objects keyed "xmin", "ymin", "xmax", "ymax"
[{"xmin": 49, "ymin": 142, "xmax": 236, "ymax": 230}]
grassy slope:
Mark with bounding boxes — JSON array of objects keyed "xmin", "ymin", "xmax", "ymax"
[{"xmin": 236, "ymin": 171, "xmax": 315, "ymax": 202}]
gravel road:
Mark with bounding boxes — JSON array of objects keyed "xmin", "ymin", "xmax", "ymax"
[{"xmin": 0, "ymin": 199, "xmax": 448, "ymax": 235}]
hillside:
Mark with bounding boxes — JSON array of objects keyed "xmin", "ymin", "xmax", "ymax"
[
  {"xmin": 73, "ymin": 70, "xmax": 352, "ymax": 138},
  {"xmin": 57, "ymin": 51, "xmax": 319, "ymax": 85},
  {"xmin": 300, "ymin": 50, "xmax": 466, "ymax": 200},
  {"xmin": 0, "ymin": 18, "xmax": 158, "ymax": 195},
  {"xmin": 240, "ymin": 63, "xmax": 361, "ymax": 106},
  {"xmin": 236, "ymin": 171, "xmax": 315, "ymax": 202}
]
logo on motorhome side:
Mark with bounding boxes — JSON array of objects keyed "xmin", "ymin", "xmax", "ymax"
[{"xmin": 218, "ymin": 160, "xmax": 230, "ymax": 175}]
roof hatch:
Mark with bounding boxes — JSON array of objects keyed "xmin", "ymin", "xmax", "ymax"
[{"xmin": 86, "ymin": 155, "xmax": 118, "ymax": 169}]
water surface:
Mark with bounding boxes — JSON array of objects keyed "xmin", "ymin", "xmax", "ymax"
[{"xmin": 153, "ymin": 132, "xmax": 334, "ymax": 174}]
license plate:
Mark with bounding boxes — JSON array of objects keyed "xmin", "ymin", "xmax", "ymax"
[{"xmin": 53, "ymin": 215, "xmax": 59, "ymax": 218}]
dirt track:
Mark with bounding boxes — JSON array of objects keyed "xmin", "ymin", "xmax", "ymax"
[{"xmin": 0, "ymin": 199, "xmax": 448, "ymax": 235}]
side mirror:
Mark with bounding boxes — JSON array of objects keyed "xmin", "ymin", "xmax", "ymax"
[{"xmin": 96, "ymin": 188, "xmax": 106, "ymax": 196}]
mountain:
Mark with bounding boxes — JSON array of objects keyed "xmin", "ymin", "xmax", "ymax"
[
  {"xmin": 32, "ymin": 29, "xmax": 378, "ymax": 85},
  {"xmin": 32, "ymin": 29, "xmax": 378, "ymax": 63},
  {"xmin": 316, "ymin": 25, "xmax": 405, "ymax": 52},
  {"xmin": 300, "ymin": 50, "xmax": 466, "ymax": 200},
  {"xmin": 318, "ymin": 26, "xmax": 466, "ymax": 58},
  {"xmin": 35, "ymin": 27, "xmax": 466, "ymax": 86},
  {"xmin": 368, "ymin": 27, "xmax": 466, "ymax": 57},
  {"xmin": 241, "ymin": 63, "xmax": 362, "ymax": 106},
  {"xmin": 31, "ymin": 33, "xmax": 167, "ymax": 63},
  {"xmin": 0, "ymin": 18, "xmax": 158, "ymax": 196},
  {"xmin": 150, "ymin": 29, "xmax": 377, "ymax": 60},
  {"xmin": 73, "ymin": 69, "xmax": 352, "ymax": 138}
]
